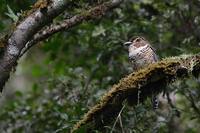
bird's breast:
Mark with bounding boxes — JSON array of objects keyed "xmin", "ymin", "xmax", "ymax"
[{"xmin": 129, "ymin": 46, "xmax": 157, "ymax": 71}]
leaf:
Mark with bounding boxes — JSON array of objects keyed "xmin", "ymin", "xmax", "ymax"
[
  {"xmin": 92, "ymin": 25, "xmax": 106, "ymax": 37},
  {"xmin": 5, "ymin": 5, "xmax": 18, "ymax": 22}
]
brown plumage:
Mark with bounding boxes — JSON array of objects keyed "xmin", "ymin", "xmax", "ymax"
[
  {"xmin": 124, "ymin": 36, "xmax": 159, "ymax": 109},
  {"xmin": 124, "ymin": 36, "xmax": 158, "ymax": 71}
]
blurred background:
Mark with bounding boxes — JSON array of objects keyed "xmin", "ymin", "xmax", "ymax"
[{"xmin": 0, "ymin": 0, "xmax": 200, "ymax": 132}]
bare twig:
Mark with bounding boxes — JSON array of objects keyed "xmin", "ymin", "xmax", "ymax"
[
  {"xmin": 111, "ymin": 104, "xmax": 126, "ymax": 133},
  {"xmin": 82, "ymin": 65, "xmax": 99, "ymax": 95}
]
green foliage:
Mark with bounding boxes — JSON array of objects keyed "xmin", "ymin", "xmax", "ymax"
[
  {"xmin": 0, "ymin": 0, "xmax": 200, "ymax": 132},
  {"xmin": 5, "ymin": 5, "xmax": 19, "ymax": 22}
]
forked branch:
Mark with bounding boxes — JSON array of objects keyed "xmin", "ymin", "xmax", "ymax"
[{"xmin": 0, "ymin": 0, "xmax": 122, "ymax": 91}]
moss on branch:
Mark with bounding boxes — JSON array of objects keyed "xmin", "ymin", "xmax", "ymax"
[{"xmin": 71, "ymin": 54, "xmax": 200, "ymax": 132}]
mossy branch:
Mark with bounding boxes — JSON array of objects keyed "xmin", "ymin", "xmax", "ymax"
[
  {"xmin": 71, "ymin": 54, "xmax": 200, "ymax": 132},
  {"xmin": 19, "ymin": 0, "xmax": 122, "ymax": 57},
  {"xmin": 0, "ymin": 0, "xmax": 122, "ymax": 92}
]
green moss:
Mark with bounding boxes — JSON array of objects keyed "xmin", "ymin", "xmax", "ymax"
[{"xmin": 72, "ymin": 54, "xmax": 200, "ymax": 132}]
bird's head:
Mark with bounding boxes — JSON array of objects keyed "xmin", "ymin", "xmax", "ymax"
[
  {"xmin": 124, "ymin": 36, "xmax": 148, "ymax": 49},
  {"xmin": 123, "ymin": 36, "xmax": 149, "ymax": 58}
]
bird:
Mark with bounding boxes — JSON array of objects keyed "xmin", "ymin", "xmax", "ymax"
[
  {"xmin": 124, "ymin": 36, "xmax": 159, "ymax": 109},
  {"xmin": 124, "ymin": 36, "xmax": 158, "ymax": 71}
]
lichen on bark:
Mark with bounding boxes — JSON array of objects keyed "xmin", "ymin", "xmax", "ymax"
[{"xmin": 71, "ymin": 54, "xmax": 200, "ymax": 132}]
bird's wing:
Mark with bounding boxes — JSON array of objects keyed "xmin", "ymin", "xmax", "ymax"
[{"xmin": 150, "ymin": 45, "xmax": 159, "ymax": 61}]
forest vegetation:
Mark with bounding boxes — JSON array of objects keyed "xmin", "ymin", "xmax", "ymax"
[{"xmin": 0, "ymin": 0, "xmax": 200, "ymax": 132}]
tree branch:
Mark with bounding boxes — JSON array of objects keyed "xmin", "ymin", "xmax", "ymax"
[
  {"xmin": 71, "ymin": 54, "xmax": 200, "ymax": 132},
  {"xmin": 0, "ymin": 0, "xmax": 122, "ymax": 91},
  {"xmin": 0, "ymin": 0, "xmax": 69, "ymax": 91},
  {"xmin": 20, "ymin": 0, "xmax": 122, "ymax": 57}
]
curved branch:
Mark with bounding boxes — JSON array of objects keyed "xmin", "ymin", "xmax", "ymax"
[
  {"xmin": 0, "ymin": 0, "xmax": 122, "ymax": 91},
  {"xmin": 20, "ymin": 0, "xmax": 122, "ymax": 57},
  {"xmin": 0, "ymin": 0, "xmax": 69, "ymax": 91},
  {"xmin": 71, "ymin": 54, "xmax": 200, "ymax": 132}
]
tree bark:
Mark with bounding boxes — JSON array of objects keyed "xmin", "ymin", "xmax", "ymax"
[
  {"xmin": 71, "ymin": 54, "xmax": 200, "ymax": 132},
  {"xmin": 0, "ymin": 0, "xmax": 122, "ymax": 91}
]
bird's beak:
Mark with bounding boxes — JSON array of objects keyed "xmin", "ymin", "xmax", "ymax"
[{"xmin": 123, "ymin": 41, "xmax": 132, "ymax": 47}]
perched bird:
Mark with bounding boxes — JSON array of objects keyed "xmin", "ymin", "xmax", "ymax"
[
  {"xmin": 124, "ymin": 36, "xmax": 159, "ymax": 109},
  {"xmin": 124, "ymin": 36, "xmax": 158, "ymax": 71}
]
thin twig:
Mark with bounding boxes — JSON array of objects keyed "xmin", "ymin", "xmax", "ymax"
[
  {"xmin": 111, "ymin": 104, "xmax": 126, "ymax": 133},
  {"xmin": 119, "ymin": 114, "xmax": 125, "ymax": 133},
  {"xmin": 83, "ymin": 65, "xmax": 99, "ymax": 95}
]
